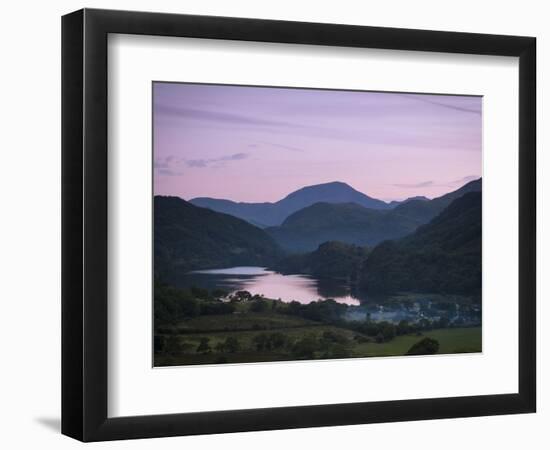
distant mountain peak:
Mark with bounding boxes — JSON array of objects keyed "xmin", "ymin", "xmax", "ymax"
[
  {"xmin": 276, "ymin": 181, "xmax": 389, "ymax": 210},
  {"xmin": 279, "ymin": 181, "xmax": 362, "ymax": 197},
  {"xmin": 388, "ymin": 195, "xmax": 430, "ymax": 208},
  {"xmin": 190, "ymin": 181, "xmax": 390, "ymax": 227}
]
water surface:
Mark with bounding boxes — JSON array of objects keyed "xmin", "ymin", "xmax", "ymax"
[{"xmin": 178, "ymin": 266, "xmax": 361, "ymax": 305}]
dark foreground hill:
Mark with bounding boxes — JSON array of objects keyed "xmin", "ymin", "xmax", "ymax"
[
  {"xmin": 154, "ymin": 196, "xmax": 283, "ymax": 278},
  {"xmin": 361, "ymin": 191, "xmax": 481, "ymax": 295},
  {"xmin": 273, "ymin": 241, "xmax": 370, "ymax": 280},
  {"xmin": 266, "ymin": 179, "xmax": 481, "ymax": 252},
  {"xmin": 190, "ymin": 181, "xmax": 390, "ymax": 227}
]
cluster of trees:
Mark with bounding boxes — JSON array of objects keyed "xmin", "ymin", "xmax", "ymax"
[
  {"xmin": 252, "ymin": 332, "xmax": 288, "ymax": 351},
  {"xmin": 281, "ymin": 299, "xmax": 348, "ymax": 323},
  {"xmin": 155, "ymin": 328, "xmax": 357, "ymax": 360},
  {"xmin": 274, "ymin": 241, "xmax": 369, "ymax": 280},
  {"xmin": 406, "ymin": 337, "xmax": 440, "ymax": 355},
  {"xmin": 154, "ymin": 281, "xmax": 235, "ymax": 330},
  {"xmin": 332, "ymin": 317, "xmax": 440, "ymax": 343},
  {"xmin": 154, "ymin": 280, "xmax": 201, "ymax": 328},
  {"xmin": 155, "ymin": 327, "xmax": 440, "ymax": 359},
  {"xmin": 290, "ymin": 334, "xmax": 351, "ymax": 360},
  {"xmin": 156, "ymin": 335, "xmax": 243, "ymax": 356}
]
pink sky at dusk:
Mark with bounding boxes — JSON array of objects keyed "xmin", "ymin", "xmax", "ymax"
[{"xmin": 153, "ymin": 82, "xmax": 481, "ymax": 203}]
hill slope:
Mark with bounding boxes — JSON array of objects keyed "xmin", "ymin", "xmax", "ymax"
[
  {"xmin": 361, "ymin": 191, "xmax": 481, "ymax": 295},
  {"xmin": 266, "ymin": 202, "xmax": 419, "ymax": 252},
  {"xmin": 390, "ymin": 178, "xmax": 481, "ymax": 223},
  {"xmin": 387, "ymin": 196, "xmax": 429, "ymax": 208},
  {"xmin": 190, "ymin": 181, "xmax": 390, "ymax": 227},
  {"xmin": 273, "ymin": 241, "xmax": 369, "ymax": 280},
  {"xmin": 154, "ymin": 196, "xmax": 283, "ymax": 278}
]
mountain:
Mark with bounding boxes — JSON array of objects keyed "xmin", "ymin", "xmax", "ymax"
[
  {"xmin": 266, "ymin": 202, "xmax": 420, "ymax": 252},
  {"xmin": 190, "ymin": 181, "xmax": 390, "ymax": 227},
  {"xmin": 187, "ymin": 198, "xmax": 280, "ymax": 228},
  {"xmin": 154, "ymin": 196, "xmax": 283, "ymax": 278},
  {"xmin": 266, "ymin": 179, "xmax": 481, "ymax": 252},
  {"xmin": 387, "ymin": 196, "xmax": 429, "ymax": 208},
  {"xmin": 361, "ymin": 191, "xmax": 481, "ymax": 295},
  {"xmin": 391, "ymin": 178, "xmax": 481, "ymax": 223},
  {"xmin": 273, "ymin": 241, "xmax": 369, "ymax": 280},
  {"xmin": 277, "ymin": 181, "xmax": 390, "ymax": 211}
]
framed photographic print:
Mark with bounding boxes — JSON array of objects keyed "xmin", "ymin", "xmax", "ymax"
[{"xmin": 62, "ymin": 8, "xmax": 536, "ymax": 442}]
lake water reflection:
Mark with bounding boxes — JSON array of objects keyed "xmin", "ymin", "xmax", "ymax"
[{"xmin": 176, "ymin": 266, "xmax": 361, "ymax": 305}]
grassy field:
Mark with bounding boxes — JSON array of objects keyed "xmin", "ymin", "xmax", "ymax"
[
  {"xmin": 166, "ymin": 311, "xmax": 321, "ymax": 333},
  {"xmin": 351, "ymin": 327, "xmax": 482, "ymax": 357},
  {"xmin": 154, "ymin": 311, "xmax": 481, "ymax": 366}
]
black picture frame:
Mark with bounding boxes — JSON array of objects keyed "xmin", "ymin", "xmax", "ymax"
[{"xmin": 62, "ymin": 8, "xmax": 536, "ymax": 442}]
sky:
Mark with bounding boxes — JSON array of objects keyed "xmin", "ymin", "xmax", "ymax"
[{"xmin": 153, "ymin": 82, "xmax": 482, "ymax": 202}]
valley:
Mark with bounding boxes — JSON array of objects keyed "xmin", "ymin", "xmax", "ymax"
[{"xmin": 154, "ymin": 179, "xmax": 482, "ymax": 366}]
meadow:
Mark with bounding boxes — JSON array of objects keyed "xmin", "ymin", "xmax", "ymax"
[{"xmin": 154, "ymin": 307, "xmax": 481, "ymax": 366}]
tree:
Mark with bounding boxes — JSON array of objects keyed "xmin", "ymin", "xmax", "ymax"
[
  {"xmin": 437, "ymin": 316, "xmax": 451, "ymax": 329},
  {"xmin": 224, "ymin": 337, "xmax": 241, "ymax": 353},
  {"xmin": 154, "ymin": 280, "xmax": 200, "ymax": 329},
  {"xmin": 292, "ymin": 336, "xmax": 319, "ymax": 359},
  {"xmin": 379, "ymin": 322, "xmax": 396, "ymax": 341},
  {"xmin": 234, "ymin": 290, "xmax": 252, "ymax": 302},
  {"xmin": 197, "ymin": 337, "xmax": 211, "ymax": 354},
  {"xmin": 200, "ymin": 301, "xmax": 235, "ymax": 315},
  {"xmin": 406, "ymin": 337, "xmax": 440, "ymax": 355},
  {"xmin": 250, "ymin": 299, "xmax": 268, "ymax": 312},
  {"xmin": 165, "ymin": 335, "xmax": 181, "ymax": 355},
  {"xmin": 268, "ymin": 332, "xmax": 287, "ymax": 349},
  {"xmin": 321, "ymin": 330, "xmax": 348, "ymax": 345},
  {"xmin": 212, "ymin": 288, "xmax": 228, "ymax": 298},
  {"xmin": 327, "ymin": 343, "xmax": 351, "ymax": 359},
  {"xmin": 191, "ymin": 286, "xmax": 209, "ymax": 299},
  {"xmin": 397, "ymin": 320, "xmax": 411, "ymax": 336},
  {"xmin": 154, "ymin": 335, "xmax": 165, "ymax": 353},
  {"xmin": 418, "ymin": 318, "xmax": 432, "ymax": 330},
  {"xmin": 253, "ymin": 333, "xmax": 269, "ymax": 351}
]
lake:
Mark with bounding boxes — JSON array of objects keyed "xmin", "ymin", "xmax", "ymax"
[
  {"xmin": 173, "ymin": 266, "xmax": 361, "ymax": 305},
  {"xmin": 163, "ymin": 266, "xmax": 481, "ymax": 325}
]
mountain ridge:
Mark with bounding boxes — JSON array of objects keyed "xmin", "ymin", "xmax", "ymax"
[
  {"xmin": 265, "ymin": 179, "xmax": 481, "ymax": 252},
  {"xmin": 154, "ymin": 196, "xmax": 283, "ymax": 279},
  {"xmin": 190, "ymin": 181, "xmax": 391, "ymax": 227}
]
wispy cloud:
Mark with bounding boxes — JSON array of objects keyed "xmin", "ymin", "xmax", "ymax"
[
  {"xmin": 154, "ymin": 155, "xmax": 183, "ymax": 176},
  {"xmin": 397, "ymin": 94, "xmax": 482, "ymax": 115},
  {"xmin": 393, "ymin": 180, "xmax": 434, "ymax": 188},
  {"xmin": 450, "ymin": 175, "xmax": 479, "ymax": 184},
  {"xmin": 155, "ymin": 104, "xmax": 302, "ymax": 130},
  {"xmin": 157, "ymin": 168, "xmax": 183, "ymax": 176},
  {"xmin": 255, "ymin": 141, "xmax": 305, "ymax": 152},
  {"xmin": 392, "ymin": 175, "xmax": 480, "ymax": 190},
  {"xmin": 186, "ymin": 152, "xmax": 249, "ymax": 169}
]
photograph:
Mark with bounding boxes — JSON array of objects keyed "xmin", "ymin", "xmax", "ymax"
[{"xmin": 153, "ymin": 82, "xmax": 482, "ymax": 367}]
